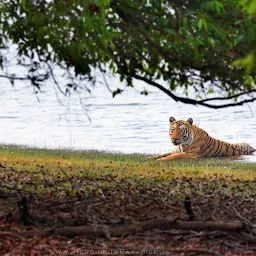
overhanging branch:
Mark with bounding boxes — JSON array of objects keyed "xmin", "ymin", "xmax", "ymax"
[
  {"xmin": 133, "ymin": 74, "xmax": 256, "ymax": 109},
  {"xmin": 0, "ymin": 74, "xmax": 30, "ymax": 81},
  {"xmin": 198, "ymin": 90, "xmax": 256, "ymax": 103}
]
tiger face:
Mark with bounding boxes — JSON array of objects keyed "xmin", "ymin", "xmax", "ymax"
[{"xmin": 169, "ymin": 117, "xmax": 193, "ymax": 146}]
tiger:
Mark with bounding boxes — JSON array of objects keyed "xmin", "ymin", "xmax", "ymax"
[{"xmin": 151, "ymin": 117, "xmax": 256, "ymax": 161}]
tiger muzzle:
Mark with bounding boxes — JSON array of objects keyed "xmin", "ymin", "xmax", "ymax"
[{"xmin": 172, "ymin": 138, "xmax": 181, "ymax": 145}]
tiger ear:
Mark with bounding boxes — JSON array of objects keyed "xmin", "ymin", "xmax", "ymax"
[
  {"xmin": 169, "ymin": 116, "xmax": 176, "ymax": 123},
  {"xmin": 187, "ymin": 118, "xmax": 193, "ymax": 125}
]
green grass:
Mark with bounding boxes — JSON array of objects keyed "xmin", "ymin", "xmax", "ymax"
[
  {"xmin": 0, "ymin": 144, "xmax": 255, "ymax": 201},
  {"xmin": 0, "ymin": 144, "xmax": 255, "ymax": 177}
]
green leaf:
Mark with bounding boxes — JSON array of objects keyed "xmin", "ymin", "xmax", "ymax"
[
  {"xmin": 244, "ymin": 75, "xmax": 256, "ymax": 89},
  {"xmin": 232, "ymin": 52, "xmax": 255, "ymax": 74},
  {"xmin": 112, "ymin": 88, "xmax": 123, "ymax": 98},
  {"xmin": 208, "ymin": 88, "xmax": 214, "ymax": 94},
  {"xmin": 242, "ymin": 0, "xmax": 256, "ymax": 14},
  {"xmin": 140, "ymin": 89, "xmax": 148, "ymax": 95},
  {"xmin": 212, "ymin": 1, "xmax": 225, "ymax": 14},
  {"xmin": 208, "ymin": 38, "xmax": 215, "ymax": 46},
  {"xmin": 198, "ymin": 18, "xmax": 208, "ymax": 31}
]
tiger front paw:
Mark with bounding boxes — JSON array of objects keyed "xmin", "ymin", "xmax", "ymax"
[{"xmin": 148, "ymin": 154, "xmax": 162, "ymax": 160}]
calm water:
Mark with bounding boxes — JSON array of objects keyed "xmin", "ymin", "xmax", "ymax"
[{"xmin": 0, "ymin": 77, "xmax": 256, "ymax": 162}]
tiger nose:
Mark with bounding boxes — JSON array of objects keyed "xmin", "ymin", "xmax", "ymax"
[{"xmin": 172, "ymin": 138, "xmax": 179, "ymax": 143}]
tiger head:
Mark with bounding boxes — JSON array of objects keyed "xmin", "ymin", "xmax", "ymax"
[{"xmin": 169, "ymin": 117, "xmax": 194, "ymax": 146}]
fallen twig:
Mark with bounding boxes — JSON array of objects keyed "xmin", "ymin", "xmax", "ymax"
[
  {"xmin": 0, "ymin": 217, "xmax": 251, "ymax": 239},
  {"xmin": 228, "ymin": 231, "xmax": 256, "ymax": 243},
  {"xmin": 0, "ymin": 231, "xmax": 25, "ymax": 240}
]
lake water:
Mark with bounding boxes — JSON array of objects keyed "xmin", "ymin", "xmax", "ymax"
[{"xmin": 0, "ymin": 76, "xmax": 256, "ymax": 162}]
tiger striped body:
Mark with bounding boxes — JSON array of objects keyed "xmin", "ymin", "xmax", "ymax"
[{"xmin": 152, "ymin": 117, "xmax": 255, "ymax": 161}]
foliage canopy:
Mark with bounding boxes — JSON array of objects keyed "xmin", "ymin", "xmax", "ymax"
[{"xmin": 0, "ymin": 0, "xmax": 256, "ymax": 108}]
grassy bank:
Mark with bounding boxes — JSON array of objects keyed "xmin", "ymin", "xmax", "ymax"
[
  {"xmin": 0, "ymin": 145, "xmax": 256, "ymax": 255},
  {"xmin": 0, "ymin": 145, "xmax": 255, "ymax": 199}
]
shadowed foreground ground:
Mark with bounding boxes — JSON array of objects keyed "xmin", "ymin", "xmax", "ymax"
[{"xmin": 0, "ymin": 146, "xmax": 256, "ymax": 255}]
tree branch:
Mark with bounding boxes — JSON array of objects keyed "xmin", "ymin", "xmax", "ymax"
[
  {"xmin": 199, "ymin": 90, "xmax": 256, "ymax": 103},
  {"xmin": 133, "ymin": 74, "xmax": 256, "ymax": 109},
  {"xmin": 0, "ymin": 217, "xmax": 248, "ymax": 238},
  {"xmin": 0, "ymin": 74, "xmax": 30, "ymax": 81},
  {"xmin": 47, "ymin": 63, "xmax": 66, "ymax": 96}
]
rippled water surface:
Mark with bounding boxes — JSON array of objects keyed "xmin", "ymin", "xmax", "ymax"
[{"xmin": 0, "ymin": 79, "xmax": 256, "ymax": 162}]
